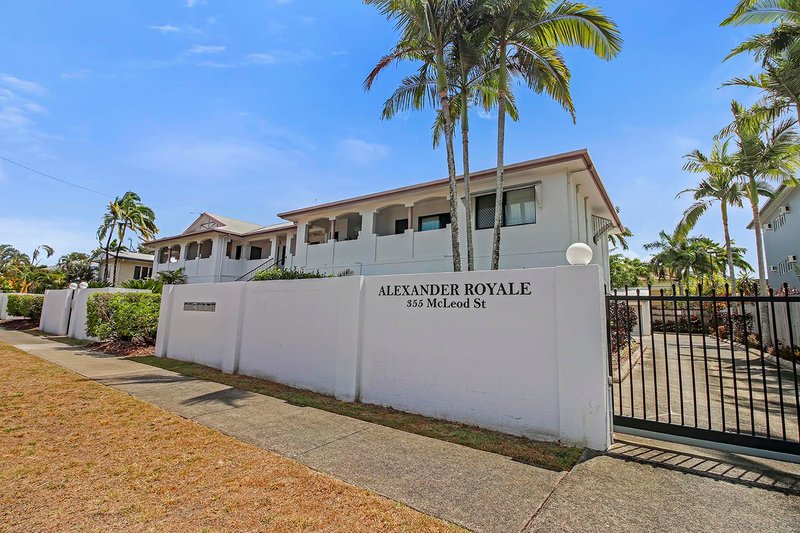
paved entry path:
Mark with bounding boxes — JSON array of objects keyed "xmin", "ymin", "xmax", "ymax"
[{"xmin": 2, "ymin": 328, "xmax": 800, "ymax": 533}]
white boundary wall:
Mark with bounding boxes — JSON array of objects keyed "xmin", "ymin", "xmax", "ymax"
[
  {"xmin": 40, "ymin": 288, "xmax": 148, "ymax": 339},
  {"xmin": 0, "ymin": 293, "xmax": 25, "ymax": 320},
  {"xmin": 39, "ymin": 289, "xmax": 75, "ymax": 335},
  {"xmin": 155, "ymin": 266, "xmax": 610, "ymax": 449}
]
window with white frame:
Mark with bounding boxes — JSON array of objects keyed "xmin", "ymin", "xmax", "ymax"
[{"xmin": 133, "ymin": 265, "xmax": 152, "ymax": 279}]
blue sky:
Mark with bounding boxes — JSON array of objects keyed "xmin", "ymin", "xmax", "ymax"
[{"xmin": 0, "ymin": 0, "xmax": 768, "ymax": 265}]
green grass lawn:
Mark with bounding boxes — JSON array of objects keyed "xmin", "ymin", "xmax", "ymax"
[{"xmin": 132, "ymin": 356, "xmax": 583, "ymax": 471}]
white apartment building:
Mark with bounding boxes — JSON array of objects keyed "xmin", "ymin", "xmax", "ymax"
[{"xmin": 147, "ymin": 149, "xmax": 624, "ymax": 286}]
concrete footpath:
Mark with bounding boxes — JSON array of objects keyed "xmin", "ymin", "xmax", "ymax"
[{"xmin": 2, "ymin": 329, "xmax": 799, "ymax": 533}]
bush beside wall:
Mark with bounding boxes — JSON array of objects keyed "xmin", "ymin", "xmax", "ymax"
[
  {"xmin": 252, "ymin": 267, "xmax": 328, "ymax": 281},
  {"xmin": 6, "ymin": 294, "xmax": 44, "ymax": 321},
  {"xmin": 86, "ymin": 292, "xmax": 160, "ymax": 343}
]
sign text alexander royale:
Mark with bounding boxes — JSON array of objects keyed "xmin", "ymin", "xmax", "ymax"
[{"xmin": 378, "ymin": 281, "xmax": 532, "ymax": 309}]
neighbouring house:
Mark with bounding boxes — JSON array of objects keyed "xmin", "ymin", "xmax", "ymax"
[
  {"xmin": 145, "ymin": 149, "xmax": 624, "ymax": 285},
  {"xmin": 749, "ymin": 183, "xmax": 799, "ymax": 289},
  {"xmin": 94, "ymin": 251, "xmax": 155, "ymax": 286}
]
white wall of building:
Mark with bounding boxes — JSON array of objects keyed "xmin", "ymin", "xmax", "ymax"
[{"xmin": 155, "ymin": 266, "xmax": 610, "ymax": 449}]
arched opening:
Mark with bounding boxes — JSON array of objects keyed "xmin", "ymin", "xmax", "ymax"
[
  {"xmin": 333, "ymin": 212, "xmax": 362, "ymax": 241},
  {"xmin": 374, "ymin": 204, "xmax": 408, "ymax": 237},
  {"xmin": 158, "ymin": 247, "xmax": 169, "ymax": 264},
  {"xmin": 169, "ymin": 244, "xmax": 181, "ymax": 263},
  {"xmin": 413, "ymin": 197, "xmax": 451, "ymax": 232},
  {"xmin": 185, "ymin": 242, "xmax": 199, "ymax": 260},
  {"xmin": 199, "ymin": 239, "xmax": 213, "ymax": 259},
  {"xmin": 306, "ymin": 218, "xmax": 330, "ymax": 245}
]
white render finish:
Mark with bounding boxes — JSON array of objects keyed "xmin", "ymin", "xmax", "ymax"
[
  {"xmin": 285, "ymin": 155, "xmax": 617, "ymax": 287},
  {"xmin": 0, "ymin": 293, "xmax": 24, "ymax": 320},
  {"xmin": 39, "ymin": 288, "xmax": 75, "ymax": 336},
  {"xmin": 154, "ymin": 266, "xmax": 610, "ymax": 449},
  {"xmin": 752, "ymin": 185, "xmax": 799, "ymax": 289}
]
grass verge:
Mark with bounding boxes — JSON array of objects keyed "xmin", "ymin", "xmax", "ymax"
[
  {"xmin": 0, "ymin": 342, "xmax": 459, "ymax": 532},
  {"xmin": 133, "ymin": 356, "xmax": 583, "ymax": 471}
]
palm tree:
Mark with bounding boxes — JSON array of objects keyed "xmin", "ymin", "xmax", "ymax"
[
  {"xmin": 676, "ymin": 139, "xmax": 772, "ymax": 286},
  {"xmin": 720, "ymin": 100, "xmax": 800, "ymax": 295},
  {"xmin": 29, "ymin": 244, "xmax": 54, "ymax": 266},
  {"xmin": 97, "ymin": 196, "xmax": 122, "ymax": 283},
  {"xmin": 111, "ymin": 192, "xmax": 158, "ymax": 285},
  {"xmin": 365, "ymin": 0, "xmax": 464, "ymax": 272},
  {"xmin": 483, "ymin": 0, "xmax": 621, "ymax": 269},
  {"xmin": 156, "ymin": 267, "xmax": 187, "ymax": 285},
  {"xmin": 722, "ymin": 0, "xmax": 800, "ymax": 58}
]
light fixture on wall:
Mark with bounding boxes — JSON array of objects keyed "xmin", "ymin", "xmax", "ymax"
[
  {"xmin": 79, "ymin": 282, "xmax": 89, "ymax": 289},
  {"xmin": 566, "ymin": 243, "xmax": 593, "ymax": 266}
]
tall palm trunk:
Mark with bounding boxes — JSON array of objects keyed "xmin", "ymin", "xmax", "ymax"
[
  {"xmin": 435, "ymin": 48, "xmax": 462, "ymax": 272},
  {"xmin": 720, "ymin": 202, "xmax": 736, "ymax": 286},
  {"xmin": 747, "ymin": 177, "xmax": 768, "ymax": 294},
  {"xmin": 491, "ymin": 42, "xmax": 507, "ymax": 271},
  {"xmin": 102, "ymin": 226, "xmax": 115, "ymax": 283},
  {"xmin": 459, "ymin": 60, "xmax": 474, "ymax": 271},
  {"xmin": 112, "ymin": 223, "xmax": 128, "ymax": 286}
]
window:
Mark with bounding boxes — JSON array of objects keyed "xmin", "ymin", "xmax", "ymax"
[
  {"xmin": 199, "ymin": 239, "xmax": 213, "ymax": 259},
  {"xmin": 185, "ymin": 242, "xmax": 199, "ymax": 260},
  {"xmin": 475, "ymin": 186, "xmax": 536, "ymax": 229},
  {"xmin": 158, "ymin": 247, "xmax": 169, "ymax": 264},
  {"xmin": 235, "ymin": 245, "xmax": 242, "ymax": 260},
  {"xmin": 394, "ymin": 219, "xmax": 409, "ymax": 234},
  {"xmin": 249, "ymin": 246, "xmax": 262, "ymax": 260},
  {"xmin": 418, "ymin": 213, "xmax": 451, "ymax": 232},
  {"xmin": 225, "ymin": 241, "xmax": 233, "ymax": 258},
  {"xmin": 169, "ymin": 245, "xmax": 181, "ymax": 262},
  {"xmin": 134, "ymin": 266, "xmax": 152, "ymax": 279}
]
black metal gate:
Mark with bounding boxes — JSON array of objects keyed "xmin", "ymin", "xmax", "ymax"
[{"xmin": 606, "ymin": 284, "xmax": 800, "ymax": 455}]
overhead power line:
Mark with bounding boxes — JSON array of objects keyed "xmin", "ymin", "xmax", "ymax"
[{"xmin": 0, "ymin": 154, "xmax": 199, "ymax": 216}]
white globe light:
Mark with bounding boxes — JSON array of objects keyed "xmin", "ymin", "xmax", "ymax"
[
  {"xmin": 566, "ymin": 243, "xmax": 593, "ymax": 266},
  {"xmin": 68, "ymin": 282, "xmax": 78, "ymax": 289},
  {"xmin": 78, "ymin": 281, "xmax": 89, "ymax": 289}
]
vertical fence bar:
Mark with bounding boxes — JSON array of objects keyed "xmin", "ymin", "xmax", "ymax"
[
  {"xmin": 614, "ymin": 290, "xmax": 623, "ymax": 416},
  {"xmin": 685, "ymin": 288, "xmax": 698, "ymax": 427},
  {"xmin": 739, "ymin": 288, "xmax": 755, "ymax": 436},
  {"xmin": 673, "ymin": 284, "xmax": 685, "ymax": 426},
  {"xmin": 625, "ymin": 287, "xmax": 634, "ymax": 416},
  {"xmin": 698, "ymin": 284, "xmax": 712, "ymax": 430},
  {"xmin": 650, "ymin": 285, "xmax": 659, "ymax": 422},
  {"xmin": 712, "ymin": 287, "xmax": 726, "ymax": 431},
  {"xmin": 636, "ymin": 289, "xmax": 646, "ymax": 420},
  {"xmin": 725, "ymin": 284, "xmax": 741, "ymax": 434},
  {"xmin": 784, "ymin": 284, "xmax": 800, "ymax": 442},
  {"xmin": 753, "ymin": 287, "xmax": 771, "ymax": 439},
  {"xmin": 768, "ymin": 288, "xmax": 787, "ymax": 441},
  {"xmin": 605, "ymin": 291, "xmax": 614, "ymax": 417},
  {"xmin": 661, "ymin": 289, "xmax": 671, "ymax": 424}
]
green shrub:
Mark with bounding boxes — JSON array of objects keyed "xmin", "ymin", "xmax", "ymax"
[
  {"xmin": 120, "ymin": 278, "xmax": 163, "ymax": 293},
  {"xmin": 86, "ymin": 292, "xmax": 161, "ymax": 343},
  {"xmin": 6, "ymin": 294, "xmax": 44, "ymax": 321},
  {"xmin": 251, "ymin": 267, "xmax": 329, "ymax": 281}
]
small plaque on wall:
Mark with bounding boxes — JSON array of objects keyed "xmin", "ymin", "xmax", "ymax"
[{"xmin": 183, "ymin": 302, "xmax": 216, "ymax": 312}]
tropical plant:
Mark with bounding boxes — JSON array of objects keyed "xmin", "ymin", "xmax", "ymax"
[
  {"xmin": 97, "ymin": 196, "xmax": 122, "ymax": 283},
  {"xmin": 482, "ymin": 0, "xmax": 621, "ymax": 269},
  {"xmin": 56, "ymin": 252, "xmax": 94, "ymax": 282},
  {"xmin": 86, "ymin": 292, "xmax": 160, "ymax": 343},
  {"xmin": 722, "ymin": 0, "xmax": 800, "ymax": 62},
  {"xmin": 676, "ymin": 139, "xmax": 771, "ymax": 286},
  {"xmin": 365, "ymin": 0, "xmax": 464, "ymax": 272},
  {"xmin": 252, "ymin": 267, "xmax": 328, "ymax": 281},
  {"xmin": 111, "ymin": 192, "xmax": 158, "ymax": 285},
  {"xmin": 155, "ymin": 267, "xmax": 187, "ymax": 285},
  {"xmin": 6, "ymin": 294, "xmax": 44, "ymax": 321},
  {"xmin": 609, "ymin": 254, "xmax": 650, "ymax": 289},
  {"xmin": 719, "ymin": 100, "xmax": 800, "ymax": 294},
  {"xmin": 120, "ymin": 278, "xmax": 163, "ymax": 293}
]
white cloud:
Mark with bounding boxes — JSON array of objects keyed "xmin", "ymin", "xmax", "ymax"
[
  {"xmin": 0, "ymin": 73, "xmax": 47, "ymax": 96},
  {"xmin": 61, "ymin": 69, "xmax": 91, "ymax": 80},
  {"xmin": 244, "ymin": 49, "xmax": 313, "ymax": 65},
  {"xmin": 149, "ymin": 24, "xmax": 180, "ymax": 33},
  {"xmin": 187, "ymin": 44, "xmax": 226, "ymax": 54},
  {"xmin": 0, "ymin": 82, "xmax": 48, "ymax": 146},
  {"xmin": 335, "ymin": 139, "xmax": 389, "ymax": 165}
]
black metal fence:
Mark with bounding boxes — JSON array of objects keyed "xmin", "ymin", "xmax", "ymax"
[{"xmin": 606, "ymin": 284, "xmax": 800, "ymax": 455}]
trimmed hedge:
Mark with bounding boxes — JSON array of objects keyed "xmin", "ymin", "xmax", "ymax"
[
  {"xmin": 86, "ymin": 292, "xmax": 161, "ymax": 343},
  {"xmin": 252, "ymin": 267, "xmax": 328, "ymax": 281},
  {"xmin": 6, "ymin": 294, "xmax": 44, "ymax": 321}
]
